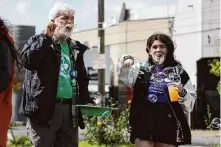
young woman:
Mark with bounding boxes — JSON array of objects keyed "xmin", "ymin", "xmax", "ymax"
[{"xmin": 117, "ymin": 33, "xmax": 196, "ymax": 147}]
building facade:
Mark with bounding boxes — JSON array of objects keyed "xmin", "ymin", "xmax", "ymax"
[
  {"xmin": 173, "ymin": 0, "xmax": 220, "ymax": 129},
  {"xmin": 72, "ymin": 0, "xmax": 220, "ymax": 129},
  {"xmin": 72, "ymin": 17, "xmax": 174, "ymax": 86},
  {"xmin": 202, "ymin": 0, "xmax": 220, "ymax": 57},
  {"xmin": 173, "ymin": 0, "xmax": 203, "ymax": 87},
  {"xmin": 10, "ymin": 25, "xmax": 35, "ymax": 123}
]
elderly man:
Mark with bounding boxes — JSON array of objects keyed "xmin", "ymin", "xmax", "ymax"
[{"xmin": 19, "ymin": 2, "xmax": 94, "ymax": 147}]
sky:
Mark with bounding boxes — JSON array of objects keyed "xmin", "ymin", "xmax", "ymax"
[{"xmin": 0, "ymin": 0, "xmax": 177, "ymax": 34}]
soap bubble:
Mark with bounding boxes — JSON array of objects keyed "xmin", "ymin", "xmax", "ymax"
[
  {"xmin": 109, "ymin": 64, "xmax": 114, "ymax": 71},
  {"xmin": 101, "ymin": 111, "xmax": 112, "ymax": 118},
  {"xmin": 211, "ymin": 117, "xmax": 220, "ymax": 129},
  {"xmin": 168, "ymin": 73, "xmax": 181, "ymax": 83},
  {"xmin": 130, "ymin": 68, "xmax": 144, "ymax": 75},
  {"xmin": 148, "ymin": 94, "xmax": 158, "ymax": 103},
  {"xmin": 90, "ymin": 92, "xmax": 102, "ymax": 105},
  {"xmin": 173, "ymin": 74, "xmax": 181, "ymax": 83}
]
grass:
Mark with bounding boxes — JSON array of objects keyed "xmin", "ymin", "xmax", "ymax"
[
  {"xmin": 79, "ymin": 141, "xmax": 134, "ymax": 147},
  {"xmin": 7, "ymin": 141, "xmax": 134, "ymax": 147}
]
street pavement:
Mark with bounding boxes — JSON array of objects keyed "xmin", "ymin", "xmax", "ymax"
[{"xmin": 8, "ymin": 126, "xmax": 220, "ymax": 147}]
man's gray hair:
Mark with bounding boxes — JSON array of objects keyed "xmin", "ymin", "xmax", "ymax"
[{"xmin": 49, "ymin": 2, "xmax": 75, "ymax": 21}]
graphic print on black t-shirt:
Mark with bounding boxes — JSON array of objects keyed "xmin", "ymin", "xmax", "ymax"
[{"xmin": 146, "ymin": 66, "xmax": 181, "ymax": 103}]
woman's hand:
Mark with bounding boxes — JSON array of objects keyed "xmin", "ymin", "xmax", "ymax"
[
  {"xmin": 123, "ymin": 59, "xmax": 134, "ymax": 67},
  {"xmin": 170, "ymin": 83, "xmax": 187, "ymax": 97},
  {"xmin": 172, "ymin": 84, "xmax": 184, "ymax": 93}
]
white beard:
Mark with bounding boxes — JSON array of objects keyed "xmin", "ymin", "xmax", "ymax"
[
  {"xmin": 152, "ymin": 54, "xmax": 165, "ymax": 65},
  {"xmin": 54, "ymin": 24, "xmax": 73, "ymax": 43}
]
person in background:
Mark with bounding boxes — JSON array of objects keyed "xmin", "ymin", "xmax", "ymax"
[
  {"xmin": 19, "ymin": 2, "xmax": 94, "ymax": 147},
  {"xmin": 117, "ymin": 33, "xmax": 196, "ymax": 147},
  {"xmin": 0, "ymin": 17, "xmax": 18, "ymax": 147}
]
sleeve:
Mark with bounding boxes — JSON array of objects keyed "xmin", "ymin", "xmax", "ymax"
[
  {"xmin": 73, "ymin": 40, "xmax": 89, "ymax": 54},
  {"xmin": 0, "ymin": 40, "xmax": 12, "ymax": 93},
  {"xmin": 20, "ymin": 33, "xmax": 53, "ymax": 70},
  {"xmin": 76, "ymin": 48, "xmax": 95, "ymax": 104},
  {"xmin": 116, "ymin": 55, "xmax": 140, "ymax": 88},
  {"xmin": 178, "ymin": 69, "xmax": 197, "ymax": 112}
]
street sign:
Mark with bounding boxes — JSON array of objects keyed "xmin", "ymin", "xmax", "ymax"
[
  {"xmin": 93, "ymin": 54, "xmax": 106, "ymax": 69},
  {"xmin": 103, "ymin": 17, "xmax": 118, "ymax": 28},
  {"xmin": 87, "ymin": 67, "xmax": 98, "ymax": 80}
]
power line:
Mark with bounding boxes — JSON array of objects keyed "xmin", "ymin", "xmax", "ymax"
[
  {"xmin": 173, "ymin": 9, "xmax": 220, "ymax": 20},
  {"xmin": 104, "ymin": 21, "xmax": 220, "ymax": 35},
  {"xmin": 173, "ymin": 28, "xmax": 220, "ymax": 36},
  {"xmin": 122, "ymin": 5, "xmax": 220, "ymax": 25},
  {"xmin": 104, "ymin": 28, "xmax": 220, "ymax": 46}
]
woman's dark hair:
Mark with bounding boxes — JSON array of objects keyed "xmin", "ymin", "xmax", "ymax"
[
  {"xmin": 0, "ymin": 17, "xmax": 22, "ymax": 70},
  {"xmin": 146, "ymin": 33, "xmax": 178, "ymax": 67},
  {"xmin": 0, "ymin": 18, "xmax": 4, "ymax": 26}
]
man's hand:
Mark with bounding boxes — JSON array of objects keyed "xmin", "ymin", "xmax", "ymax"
[{"xmin": 44, "ymin": 21, "xmax": 56, "ymax": 38}]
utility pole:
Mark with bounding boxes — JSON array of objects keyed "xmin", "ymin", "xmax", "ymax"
[{"xmin": 98, "ymin": 0, "xmax": 105, "ymax": 101}]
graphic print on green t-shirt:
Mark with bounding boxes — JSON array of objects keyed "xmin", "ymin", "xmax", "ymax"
[{"xmin": 56, "ymin": 43, "xmax": 73, "ymax": 99}]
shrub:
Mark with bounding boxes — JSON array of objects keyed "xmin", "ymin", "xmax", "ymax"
[
  {"xmin": 82, "ymin": 97, "xmax": 131, "ymax": 146},
  {"xmin": 82, "ymin": 109, "xmax": 130, "ymax": 146},
  {"xmin": 8, "ymin": 135, "xmax": 31, "ymax": 147}
]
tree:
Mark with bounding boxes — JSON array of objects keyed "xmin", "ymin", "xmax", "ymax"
[{"xmin": 208, "ymin": 59, "xmax": 220, "ymax": 94}]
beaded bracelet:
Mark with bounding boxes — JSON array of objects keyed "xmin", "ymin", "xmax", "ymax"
[
  {"xmin": 178, "ymin": 88, "xmax": 187, "ymax": 97},
  {"xmin": 123, "ymin": 55, "xmax": 134, "ymax": 61}
]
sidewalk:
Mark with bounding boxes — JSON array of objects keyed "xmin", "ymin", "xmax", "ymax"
[
  {"xmin": 192, "ymin": 130, "xmax": 220, "ymax": 136},
  {"xmin": 8, "ymin": 127, "xmax": 220, "ymax": 146},
  {"xmin": 188, "ymin": 130, "xmax": 220, "ymax": 146}
]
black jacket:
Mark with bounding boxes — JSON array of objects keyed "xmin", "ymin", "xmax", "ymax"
[{"xmin": 19, "ymin": 33, "xmax": 93, "ymax": 128}]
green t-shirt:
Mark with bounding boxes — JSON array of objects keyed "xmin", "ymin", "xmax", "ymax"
[{"xmin": 56, "ymin": 43, "xmax": 73, "ymax": 99}]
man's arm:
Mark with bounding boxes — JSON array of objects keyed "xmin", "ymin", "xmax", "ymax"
[
  {"xmin": 20, "ymin": 33, "xmax": 53, "ymax": 70},
  {"xmin": 0, "ymin": 40, "xmax": 12, "ymax": 93},
  {"xmin": 75, "ymin": 42, "xmax": 95, "ymax": 104}
]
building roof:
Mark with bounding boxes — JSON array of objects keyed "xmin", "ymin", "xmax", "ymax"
[{"xmin": 74, "ymin": 16, "xmax": 174, "ymax": 34}]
